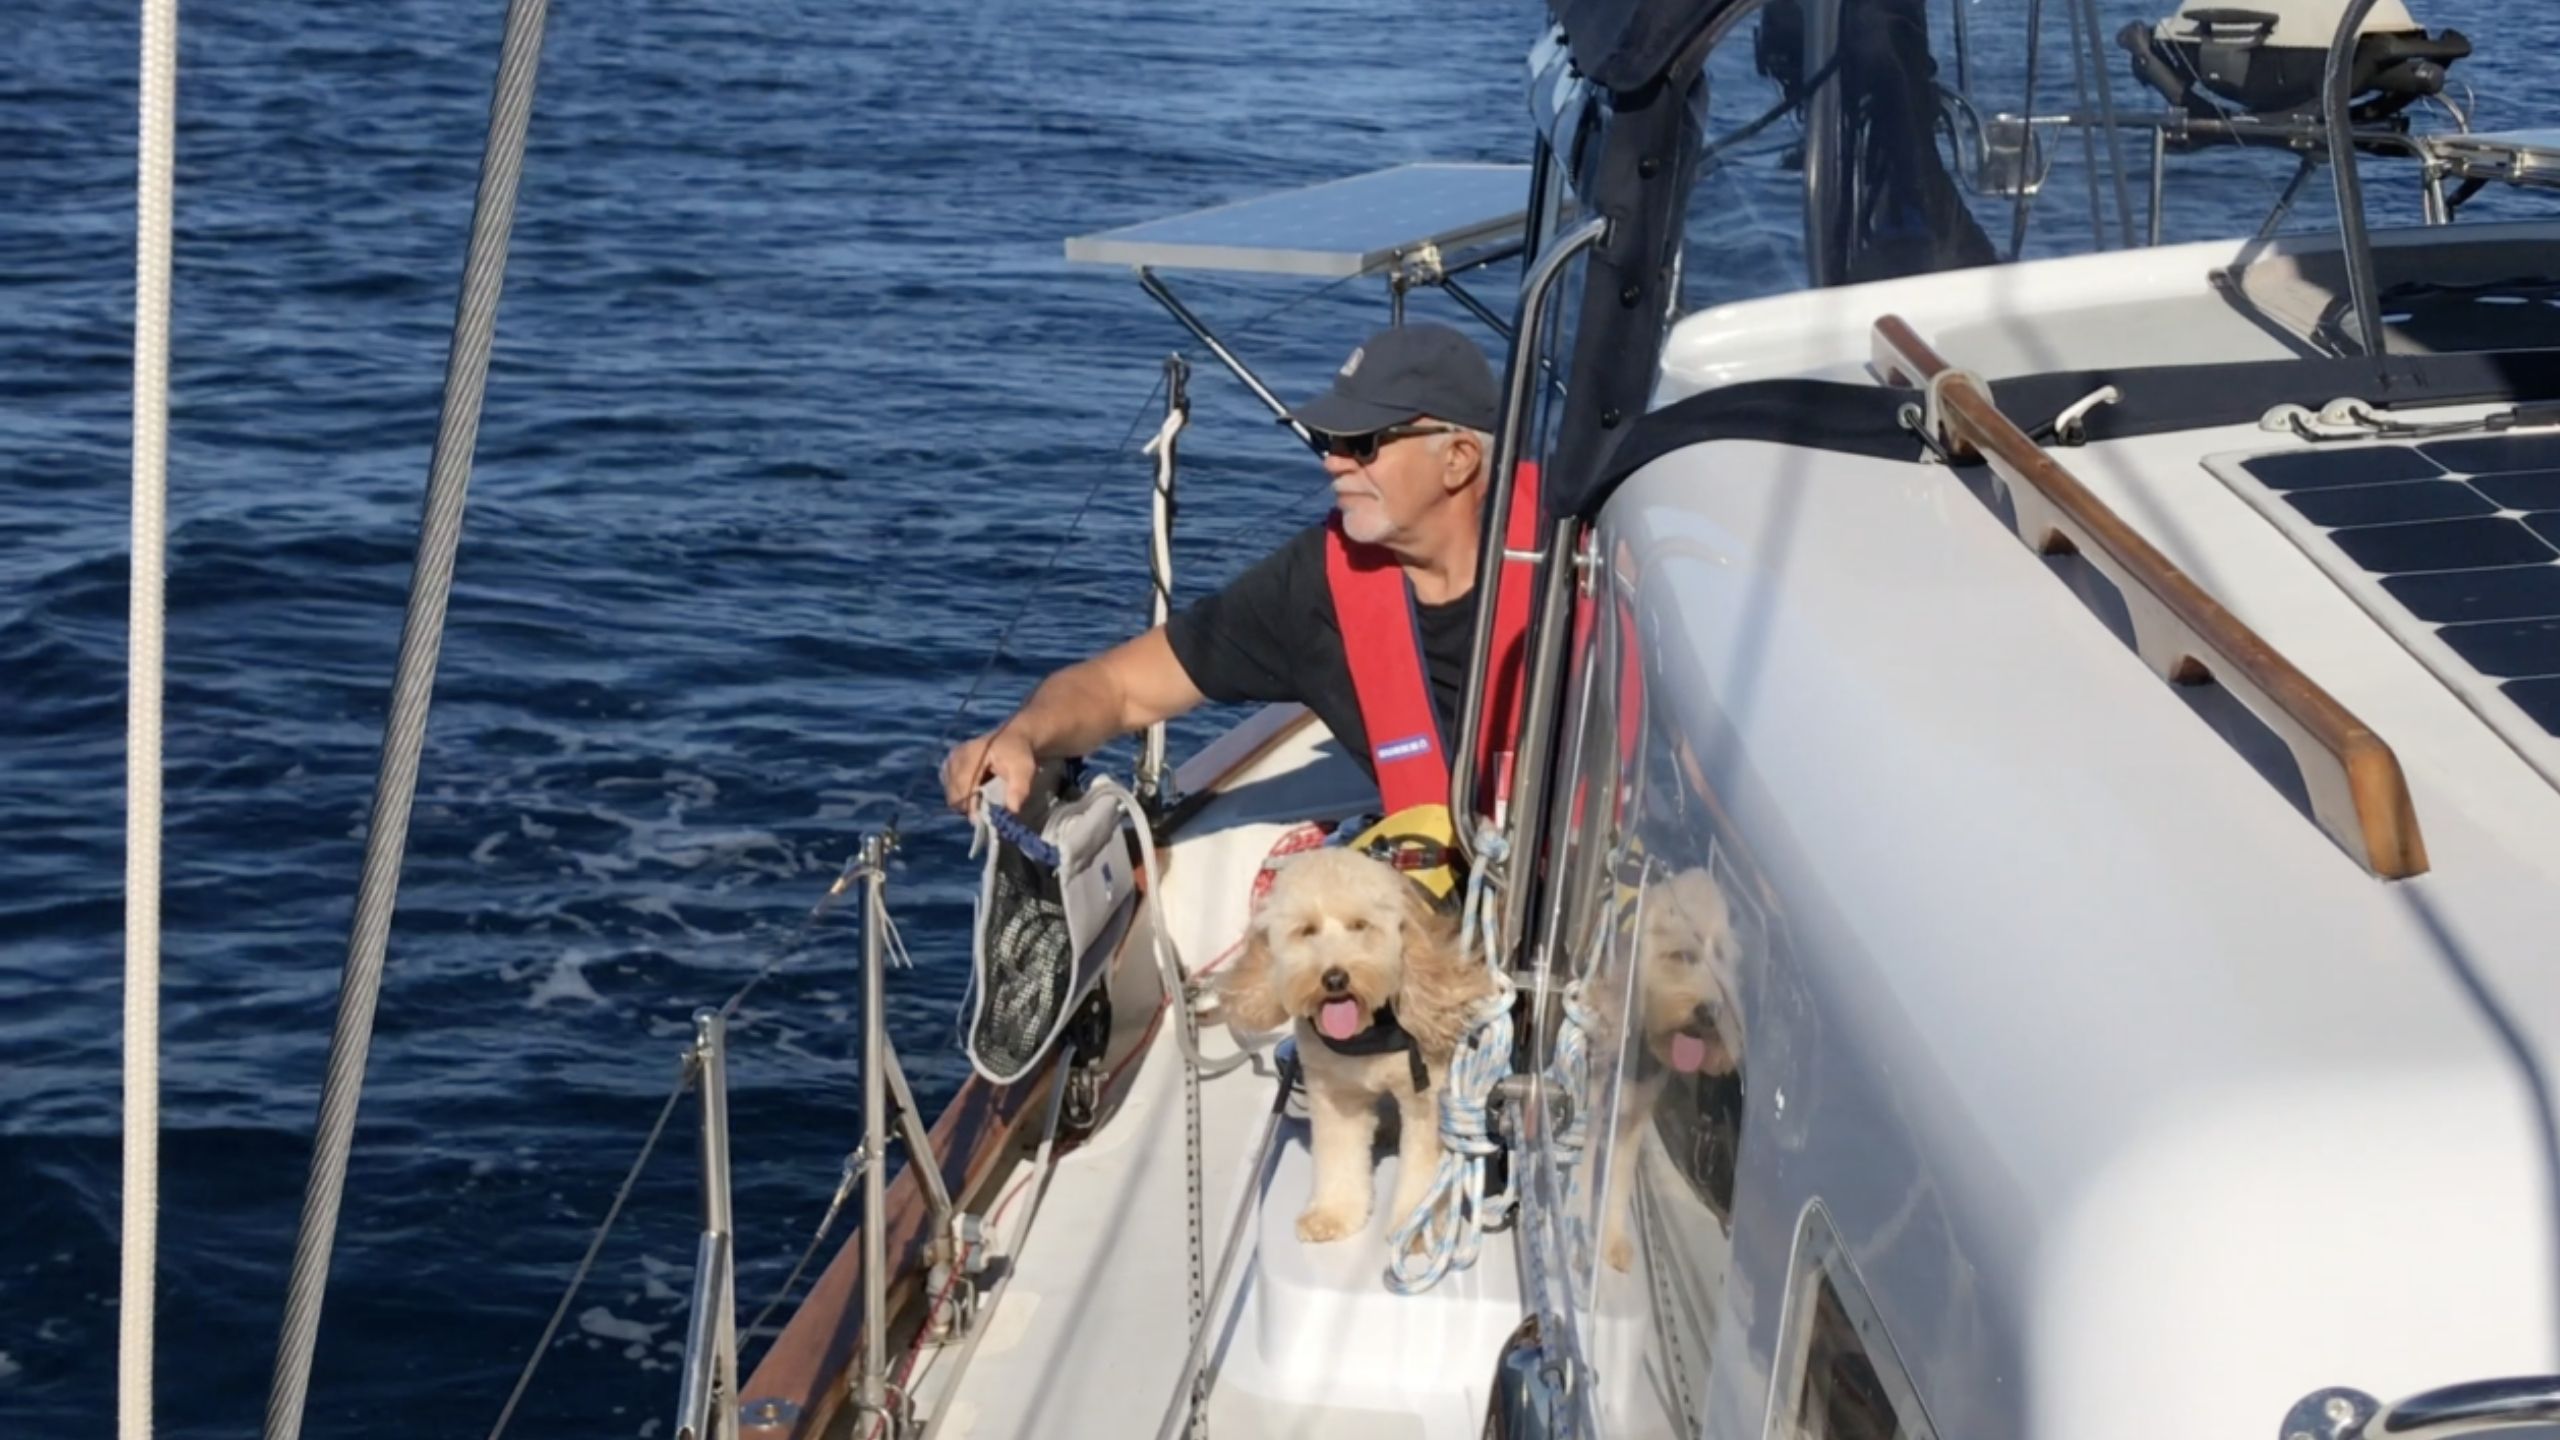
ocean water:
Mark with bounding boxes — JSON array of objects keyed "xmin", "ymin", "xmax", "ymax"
[{"xmin": 2, "ymin": 1, "xmax": 2551, "ymax": 1435}]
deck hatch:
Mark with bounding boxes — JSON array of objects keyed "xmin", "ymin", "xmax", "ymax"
[{"xmin": 2217, "ymin": 430, "xmax": 2560, "ymax": 756}]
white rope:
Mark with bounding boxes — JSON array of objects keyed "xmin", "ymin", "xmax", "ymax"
[
  {"xmin": 1139, "ymin": 402, "xmax": 1185, "ymax": 804},
  {"xmin": 124, "ymin": 3, "xmax": 180, "ymax": 1436},
  {"xmin": 1142, "ymin": 405, "xmax": 1186, "ymax": 625},
  {"xmin": 1384, "ymin": 828, "xmax": 1516, "ymax": 1294},
  {"xmin": 1544, "ymin": 980, "xmax": 1602, "ymax": 1276},
  {"xmin": 1384, "ymin": 984, "xmax": 1515, "ymax": 1294},
  {"xmin": 1094, "ymin": 778, "xmax": 1258, "ymax": 1078},
  {"xmin": 1547, "ymin": 981, "xmax": 1598, "ymax": 1166}
]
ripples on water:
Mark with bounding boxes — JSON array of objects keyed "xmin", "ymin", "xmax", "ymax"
[{"xmin": 1, "ymin": 0, "xmax": 2551, "ymax": 1434}]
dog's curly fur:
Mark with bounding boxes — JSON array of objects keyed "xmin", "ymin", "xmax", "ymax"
[{"xmin": 1219, "ymin": 847, "xmax": 1495, "ymax": 1244}]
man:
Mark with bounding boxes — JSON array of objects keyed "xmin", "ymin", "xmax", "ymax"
[{"xmin": 940, "ymin": 322, "xmax": 1500, "ymax": 815}]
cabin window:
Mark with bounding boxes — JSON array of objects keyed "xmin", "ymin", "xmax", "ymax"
[{"xmin": 1772, "ymin": 1204, "xmax": 1939, "ymax": 1440}]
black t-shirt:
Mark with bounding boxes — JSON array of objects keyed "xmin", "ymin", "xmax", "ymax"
[{"xmin": 1164, "ymin": 523, "xmax": 1477, "ymax": 784}]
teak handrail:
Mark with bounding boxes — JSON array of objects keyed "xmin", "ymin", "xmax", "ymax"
[{"xmin": 1871, "ymin": 314, "xmax": 2428, "ymax": 879}]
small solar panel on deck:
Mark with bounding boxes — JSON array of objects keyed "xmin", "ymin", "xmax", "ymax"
[
  {"xmin": 2327, "ymin": 516, "xmax": 2558, "ymax": 574},
  {"xmin": 2468, "ymin": 470, "xmax": 2560, "ymax": 509},
  {"xmin": 2440, "ymin": 617, "xmax": 2560, "ymax": 678},
  {"xmin": 2225, "ymin": 434, "xmax": 2560, "ymax": 746},
  {"xmin": 2240, "ymin": 446, "xmax": 2444, "ymax": 492},
  {"xmin": 2286, "ymin": 479, "xmax": 2495, "ymax": 528},
  {"xmin": 2382, "ymin": 564, "xmax": 2560, "ymax": 623},
  {"xmin": 2503, "ymin": 676, "xmax": 2560, "ymax": 732},
  {"xmin": 2420, "ymin": 432, "xmax": 2560, "ymax": 475}
]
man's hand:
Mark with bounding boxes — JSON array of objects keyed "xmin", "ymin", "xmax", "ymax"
[
  {"xmin": 943, "ymin": 725, "xmax": 1037, "ymax": 814},
  {"xmin": 935, "ymin": 629, "xmax": 1208, "ymax": 816}
]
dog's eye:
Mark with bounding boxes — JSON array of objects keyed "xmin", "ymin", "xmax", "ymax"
[
  {"xmin": 1294, "ymin": 922, "xmax": 1319, "ymax": 940},
  {"xmin": 1346, "ymin": 916, "xmax": 1371, "ymax": 933},
  {"xmin": 1670, "ymin": 948, "xmax": 1699, "ymax": 968}
]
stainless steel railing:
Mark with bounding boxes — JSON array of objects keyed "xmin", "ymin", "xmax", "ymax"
[
  {"xmin": 673, "ymin": 1009, "xmax": 739, "ymax": 1440},
  {"xmin": 1446, "ymin": 210, "xmax": 1610, "ymax": 863},
  {"xmin": 850, "ymin": 831, "xmax": 906, "ymax": 1436},
  {"xmin": 670, "ymin": 831, "xmax": 957, "ymax": 1440}
]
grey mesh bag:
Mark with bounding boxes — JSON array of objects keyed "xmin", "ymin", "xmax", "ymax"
[{"xmin": 965, "ymin": 778, "xmax": 1136, "ymax": 1085}]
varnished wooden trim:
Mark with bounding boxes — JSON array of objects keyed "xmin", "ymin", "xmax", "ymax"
[
  {"xmin": 1869, "ymin": 314, "xmax": 2429, "ymax": 879},
  {"xmin": 1868, "ymin": 313, "xmax": 1945, "ymax": 390},
  {"xmin": 736, "ymin": 1064, "xmax": 1043, "ymax": 1439}
]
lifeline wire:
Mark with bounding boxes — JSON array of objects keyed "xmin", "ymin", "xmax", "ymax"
[{"xmin": 484, "ymin": 877, "xmax": 868, "ymax": 1440}]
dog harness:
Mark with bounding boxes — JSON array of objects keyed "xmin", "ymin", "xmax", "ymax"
[
  {"xmin": 1320, "ymin": 464, "xmax": 1543, "ymax": 896},
  {"xmin": 1312, "ymin": 1002, "xmax": 1433, "ymax": 1093}
]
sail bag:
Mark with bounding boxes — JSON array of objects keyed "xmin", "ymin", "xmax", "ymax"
[{"xmin": 965, "ymin": 771, "xmax": 1136, "ymax": 1084}]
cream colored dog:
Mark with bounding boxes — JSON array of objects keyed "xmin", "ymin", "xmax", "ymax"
[
  {"xmin": 1220, "ymin": 847, "xmax": 1495, "ymax": 1243},
  {"xmin": 1598, "ymin": 864, "xmax": 1744, "ymax": 1270}
]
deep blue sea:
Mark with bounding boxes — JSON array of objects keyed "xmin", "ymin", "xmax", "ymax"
[{"xmin": 4, "ymin": 2, "xmax": 2552, "ymax": 1435}]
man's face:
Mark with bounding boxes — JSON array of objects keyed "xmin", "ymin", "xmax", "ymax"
[{"xmin": 1323, "ymin": 420, "xmax": 1468, "ymax": 548}]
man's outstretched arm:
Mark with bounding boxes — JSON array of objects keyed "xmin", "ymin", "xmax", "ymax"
[{"xmin": 940, "ymin": 626, "xmax": 1207, "ymax": 812}]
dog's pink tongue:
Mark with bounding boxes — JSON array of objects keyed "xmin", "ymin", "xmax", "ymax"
[
  {"xmin": 1318, "ymin": 998, "xmax": 1364, "ymax": 1041},
  {"xmin": 1670, "ymin": 1033, "xmax": 1709, "ymax": 1074}
]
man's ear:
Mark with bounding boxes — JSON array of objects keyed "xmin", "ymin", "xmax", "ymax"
[{"xmin": 1442, "ymin": 430, "xmax": 1485, "ymax": 493}]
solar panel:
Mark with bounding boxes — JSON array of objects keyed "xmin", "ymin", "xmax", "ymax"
[
  {"xmin": 2224, "ymin": 430, "xmax": 2560, "ymax": 745},
  {"xmin": 1062, "ymin": 163, "xmax": 1531, "ymax": 278},
  {"xmin": 2285, "ymin": 479, "xmax": 2495, "ymax": 528}
]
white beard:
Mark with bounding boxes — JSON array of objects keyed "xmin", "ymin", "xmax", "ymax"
[{"xmin": 1336, "ymin": 488, "xmax": 1393, "ymax": 546}]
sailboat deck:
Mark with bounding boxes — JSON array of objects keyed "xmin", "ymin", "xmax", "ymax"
[{"xmin": 912, "ymin": 711, "xmax": 1520, "ymax": 1440}]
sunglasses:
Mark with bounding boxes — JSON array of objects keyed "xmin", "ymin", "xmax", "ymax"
[{"xmin": 1311, "ymin": 423, "xmax": 1464, "ymax": 463}]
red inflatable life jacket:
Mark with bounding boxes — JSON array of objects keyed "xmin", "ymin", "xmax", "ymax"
[{"xmin": 1321, "ymin": 464, "xmax": 1544, "ymax": 819}]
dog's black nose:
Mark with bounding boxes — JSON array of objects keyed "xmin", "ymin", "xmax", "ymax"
[
  {"xmin": 1692, "ymin": 1000, "xmax": 1723, "ymax": 1029},
  {"xmin": 1321, "ymin": 967, "xmax": 1350, "ymax": 995}
]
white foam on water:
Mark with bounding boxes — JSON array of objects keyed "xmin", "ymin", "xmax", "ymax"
[
  {"xmin": 570, "ymin": 848, "xmax": 639, "ymax": 881},
  {"xmin": 524, "ymin": 949, "xmax": 604, "ymax": 1008},
  {"xmin": 637, "ymin": 1252, "xmax": 683, "ymax": 1303},
  {"xmin": 0, "ymin": 1351, "xmax": 21, "ymax": 1382},
  {"xmin": 518, "ymin": 812, "xmax": 559, "ymax": 840},
  {"xmin": 470, "ymin": 830, "xmax": 508, "ymax": 866},
  {"xmin": 618, "ymin": 893, "xmax": 712, "ymax": 938},
  {"xmin": 577, "ymin": 1305, "xmax": 660, "ymax": 1347}
]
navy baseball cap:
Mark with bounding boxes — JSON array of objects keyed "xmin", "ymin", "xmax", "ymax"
[{"xmin": 1282, "ymin": 323, "xmax": 1501, "ymax": 437}]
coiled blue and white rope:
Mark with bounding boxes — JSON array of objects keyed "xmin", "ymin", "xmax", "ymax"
[{"xmin": 1384, "ymin": 827, "xmax": 1516, "ymax": 1294}]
